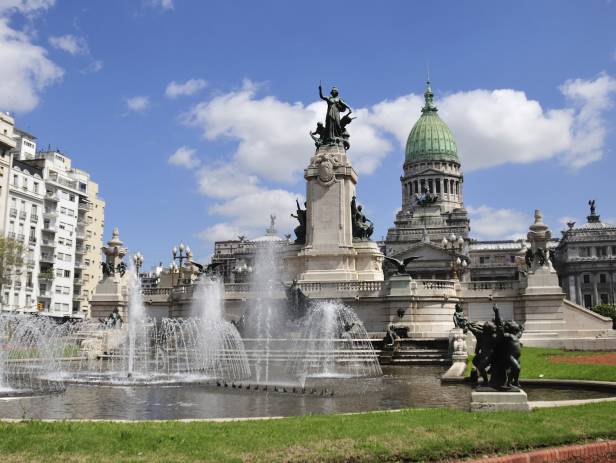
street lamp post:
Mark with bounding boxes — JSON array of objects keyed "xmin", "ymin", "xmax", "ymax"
[
  {"xmin": 132, "ymin": 252, "xmax": 144, "ymax": 275},
  {"xmin": 441, "ymin": 233, "xmax": 467, "ymax": 280},
  {"xmin": 171, "ymin": 243, "xmax": 192, "ymax": 287}
]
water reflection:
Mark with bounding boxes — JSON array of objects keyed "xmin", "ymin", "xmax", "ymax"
[{"xmin": 0, "ymin": 366, "xmax": 611, "ymax": 420}]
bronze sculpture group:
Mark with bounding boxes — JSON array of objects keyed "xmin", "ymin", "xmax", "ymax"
[
  {"xmin": 310, "ymin": 84, "xmax": 355, "ymax": 149},
  {"xmin": 455, "ymin": 303, "xmax": 525, "ymax": 391}
]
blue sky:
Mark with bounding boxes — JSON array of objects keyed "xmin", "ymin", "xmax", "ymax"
[{"xmin": 2, "ymin": 0, "xmax": 616, "ymax": 268}]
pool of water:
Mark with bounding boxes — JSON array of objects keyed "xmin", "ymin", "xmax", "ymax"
[{"xmin": 0, "ymin": 366, "xmax": 613, "ymax": 420}]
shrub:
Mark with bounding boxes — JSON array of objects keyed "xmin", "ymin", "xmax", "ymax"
[{"xmin": 591, "ymin": 304, "xmax": 616, "ymax": 329}]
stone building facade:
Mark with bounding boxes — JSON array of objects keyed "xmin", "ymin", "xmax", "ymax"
[
  {"xmin": 554, "ymin": 204, "xmax": 616, "ymax": 308},
  {"xmin": 384, "ymin": 81, "xmax": 470, "ymax": 278}
]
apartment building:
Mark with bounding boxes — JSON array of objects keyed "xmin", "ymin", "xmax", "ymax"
[
  {"xmin": 2, "ymin": 159, "xmax": 44, "ymax": 312},
  {"xmin": 0, "ymin": 113, "xmax": 16, "ymax": 232}
]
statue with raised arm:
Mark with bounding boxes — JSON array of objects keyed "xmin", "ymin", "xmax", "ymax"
[
  {"xmin": 318, "ymin": 84, "xmax": 352, "ymax": 144},
  {"xmin": 291, "ymin": 199, "xmax": 307, "ymax": 244}
]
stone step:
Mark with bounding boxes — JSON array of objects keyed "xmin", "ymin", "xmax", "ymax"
[{"xmin": 389, "ymin": 357, "xmax": 451, "ymax": 365}]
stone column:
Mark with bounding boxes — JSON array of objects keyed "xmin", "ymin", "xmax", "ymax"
[{"xmin": 295, "ymin": 144, "xmax": 383, "ymax": 282}]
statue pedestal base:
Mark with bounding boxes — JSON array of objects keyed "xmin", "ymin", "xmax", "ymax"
[
  {"xmin": 291, "ymin": 144, "xmax": 384, "ymax": 283},
  {"xmin": 471, "ymin": 389, "xmax": 530, "ymax": 412},
  {"xmin": 388, "ymin": 274, "xmax": 413, "ymax": 297}
]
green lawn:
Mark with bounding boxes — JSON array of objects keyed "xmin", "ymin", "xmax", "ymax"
[
  {"xmin": 2, "ymin": 403, "xmax": 616, "ymax": 462},
  {"xmin": 1, "ymin": 347, "xmax": 615, "ymax": 463}
]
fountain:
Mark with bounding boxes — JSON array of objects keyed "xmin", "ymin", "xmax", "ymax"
[
  {"xmin": 290, "ymin": 300, "xmax": 382, "ymax": 384},
  {"xmin": 67, "ymin": 270, "xmax": 250, "ymax": 385},
  {"xmin": 0, "ymin": 314, "xmax": 68, "ymax": 395}
]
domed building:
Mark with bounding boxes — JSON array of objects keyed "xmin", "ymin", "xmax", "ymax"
[{"xmin": 384, "ymin": 82, "xmax": 470, "ymax": 279}]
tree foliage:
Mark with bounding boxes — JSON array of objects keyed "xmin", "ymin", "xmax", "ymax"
[
  {"xmin": 591, "ymin": 304, "xmax": 616, "ymax": 329},
  {"xmin": 0, "ymin": 237, "xmax": 25, "ymax": 301}
]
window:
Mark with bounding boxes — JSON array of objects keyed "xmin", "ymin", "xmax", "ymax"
[
  {"xmin": 55, "ymin": 269, "xmax": 63, "ymax": 278},
  {"xmin": 596, "ymin": 247, "xmax": 607, "ymax": 257},
  {"xmin": 64, "ymin": 270, "xmax": 70, "ymax": 278},
  {"xmin": 33, "ymin": 182, "xmax": 39, "ymax": 194},
  {"xmin": 600, "ymin": 294, "xmax": 609, "ymax": 305},
  {"xmin": 583, "ymin": 294, "xmax": 592, "ymax": 308},
  {"xmin": 600, "ymin": 274, "xmax": 607, "ymax": 284},
  {"xmin": 479, "ymin": 256, "xmax": 490, "ymax": 264},
  {"xmin": 583, "ymin": 274, "xmax": 591, "ymax": 284},
  {"xmin": 435, "ymin": 180, "xmax": 441, "ymax": 194},
  {"xmin": 579, "ymin": 247, "xmax": 591, "ymax": 257},
  {"xmin": 12, "ymin": 174, "xmax": 17, "ymax": 186},
  {"xmin": 69, "ymin": 194, "xmax": 75, "ymax": 202}
]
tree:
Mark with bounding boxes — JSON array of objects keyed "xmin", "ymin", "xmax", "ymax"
[{"xmin": 0, "ymin": 237, "xmax": 25, "ymax": 307}]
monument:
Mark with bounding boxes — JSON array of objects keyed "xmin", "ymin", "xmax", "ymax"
[
  {"xmin": 285, "ymin": 84, "xmax": 384, "ymax": 282},
  {"xmin": 90, "ymin": 228, "xmax": 130, "ymax": 321}
]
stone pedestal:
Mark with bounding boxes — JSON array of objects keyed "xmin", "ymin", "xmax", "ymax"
[
  {"xmin": 388, "ymin": 274, "xmax": 413, "ymax": 297},
  {"xmin": 294, "ymin": 144, "xmax": 383, "ymax": 283},
  {"xmin": 471, "ymin": 389, "xmax": 530, "ymax": 412}
]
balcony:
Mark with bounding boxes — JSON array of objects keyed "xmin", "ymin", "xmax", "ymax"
[
  {"xmin": 45, "ymin": 192, "xmax": 58, "ymax": 202},
  {"xmin": 19, "ymin": 211, "xmax": 26, "ymax": 220},
  {"xmin": 44, "ymin": 209, "xmax": 57, "ymax": 218},
  {"xmin": 16, "ymin": 233, "xmax": 25, "ymax": 242},
  {"xmin": 9, "ymin": 208, "xmax": 17, "ymax": 218},
  {"xmin": 41, "ymin": 239, "xmax": 55, "ymax": 248},
  {"xmin": 78, "ymin": 202, "xmax": 92, "ymax": 211},
  {"xmin": 42, "ymin": 223, "xmax": 56, "ymax": 233},
  {"xmin": 39, "ymin": 272, "xmax": 54, "ymax": 281},
  {"xmin": 40, "ymin": 253, "xmax": 54, "ymax": 263},
  {"xmin": 76, "ymin": 227, "xmax": 85, "ymax": 239},
  {"xmin": 75, "ymin": 245, "xmax": 85, "ymax": 255},
  {"xmin": 38, "ymin": 291, "xmax": 52, "ymax": 299},
  {"xmin": 30, "ymin": 215, "xmax": 38, "ymax": 223},
  {"xmin": 74, "ymin": 260, "xmax": 84, "ymax": 269},
  {"xmin": 26, "ymin": 259, "xmax": 35, "ymax": 269},
  {"xmin": 48, "ymin": 173, "xmax": 77, "ymax": 190},
  {"xmin": 28, "ymin": 235, "xmax": 36, "ymax": 244},
  {"xmin": 7, "ymin": 231, "xmax": 16, "ymax": 239}
]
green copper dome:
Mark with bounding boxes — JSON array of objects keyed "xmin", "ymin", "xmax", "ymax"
[{"xmin": 405, "ymin": 82, "xmax": 459, "ymax": 163}]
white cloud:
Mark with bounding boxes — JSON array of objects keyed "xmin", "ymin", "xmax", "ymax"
[
  {"xmin": 366, "ymin": 74, "xmax": 616, "ymax": 171},
  {"xmin": 165, "ymin": 78, "xmax": 207, "ymax": 98},
  {"xmin": 196, "ymin": 163, "xmax": 261, "ymax": 199},
  {"xmin": 202, "ymin": 189, "xmax": 302, "ymax": 243},
  {"xmin": 558, "ymin": 73, "xmax": 616, "ymax": 168},
  {"xmin": 0, "ymin": 17, "xmax": 63, "ymax": 112},
  {"xmin": 468, "ymin": 205, "xmax": 530, "ymax": 240},
  {"xmin": 48, "ymin": 34, "xmax": 88, "ymax": 55},
  {"xmin": 182, "ymin": 75, "xmax": 616, "ymax": 246},
  {"xmin": 81, "ymin": 59, "xmax": 103, "ymax": 74},
  {"xmin": 184, "ymin": 80, "xmax": 391, "ymax": 183},
  {"xmin": 125, "ymin": 95, "xmax": 150, "ymax": 113},
  {"xmin": 145, "ymin": 0, "xmax": 173, "ymax": 11},
  {"xmin": 168, "ymin": 146, "xmax": 200, "ymax": 168},
  {"xmin": 0, "ymin": 0, "xmax": 55, "ymax": 15},
  {"xmin": 197, "ymin": 223, "xmax": 245, "ymax": 244}
]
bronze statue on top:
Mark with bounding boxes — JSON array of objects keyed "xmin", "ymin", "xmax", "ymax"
[{"xmin": 311, "ymin": 84, "xmax": 354, "ymax": 149}]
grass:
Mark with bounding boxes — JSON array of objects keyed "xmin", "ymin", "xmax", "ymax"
[
  {"xmin": 1, "ymin": 347, "xmax": 615, "ymax": 463},
  {"xmin": 2, "ymin": 403, "xmax": 616, "ymax": 462}
]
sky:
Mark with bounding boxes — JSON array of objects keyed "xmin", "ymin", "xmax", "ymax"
[{"xmin": 1, "ymin": 0, "xmax": 616, "ymax": 268}]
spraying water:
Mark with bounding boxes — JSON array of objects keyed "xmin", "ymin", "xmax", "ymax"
[{"xmin": 290, "ymin": 300, "xmax": 382, "ymax": 385}]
